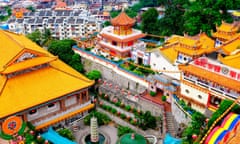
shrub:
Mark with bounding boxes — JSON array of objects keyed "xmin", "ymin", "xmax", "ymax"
[
  {"xmin": 115, "ymin": 101, "xmax": 121, "ymax": 107},
  {"xmin": 57, "ymin": 128, "xmax": 75, "ymax": 141},
  {"xmin": 161, "ymin": 95, "xmax": 167, "ymax": 101},
  {"xmin": 111, "ymin": 108, "xmax": 117, "ymax": 114},
  {"xmin": 125, "ymin": 105, "xmax": 131, "ymax": 111},
  {"xmin": 84, "ymin": 111, "xmax": 111, "ymax": 126},
  {"xmin": 120, "ymin": 113, "xmax": 126, "ymax": 119},
  {"xmin": 117, "ymin": 125, "xmax": 135, "ymax": 137},
  {"xmin": 150, "ymin": 91, "xmax": 156, "ymax": 96}
]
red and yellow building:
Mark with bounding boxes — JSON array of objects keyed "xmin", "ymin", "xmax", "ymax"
[
  {"xmin": 0, "ymin": 30, "xmax": 95, "ymax": 133},
  {"xmin": 97, "ymin": 12, "xmax": 146, "ymax": 58},
  {"xmin": 179, "ymin": 56, "xmax": 240, "ymax": 113}
]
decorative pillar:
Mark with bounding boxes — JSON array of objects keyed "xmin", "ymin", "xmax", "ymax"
[
  {"xmin": 79, "ymin": 93, "xmax": 83, "ymax": 104},
  {"xmin": 86, "ymin": 91, "xmax": 89, "ymax": 101},
  {"xmin": 22, "ymin": 113, "xmax": 27, "ymax": 122},
  {"xmin": 60, "ymin": 99, "xmax": 66, "ymax": 111}
]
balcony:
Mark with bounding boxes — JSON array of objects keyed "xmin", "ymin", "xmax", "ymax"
[
  {"xmin": 183, "ymin": 76, "xmax": 238, "ymax": 99},
  {"xmin": 33, "ymin": 101, "xmax": 91, "ymax": 126}
]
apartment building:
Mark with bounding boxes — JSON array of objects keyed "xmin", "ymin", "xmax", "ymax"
[{"xmin": 7, "ymin": 9, "xmax": 102, "ymax": 40}]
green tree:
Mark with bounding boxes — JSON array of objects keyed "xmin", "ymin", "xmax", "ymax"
[
  {"xmin": 141, "ymin": 8, "xmax": 159, "ymax": 34},
  {"xmin": 83, "ymin": 111, "xmax": 111, "ymax": 126},
  {"xmin": 57, "ymin": 128, "xmax": 75, "ymax": 141},
  {"xmin": 110, "ymin": 10, "xmax": 121, "ymax": 18},
  {"xmin": 42, "ymin": 28, "xmax": 52, "ymax": 46},
  {"xmin": 103, "ymin": 21, "xmax": 111, "ymax": 27},
  {"xmin": 26, "ymin": 30, "xmax": 42, "ymax": 45},
  {"xmin": 69, "ymin": 53, "xmax": 84, "ymax": 73},
  {"xmin": 182, "ymin": 111, "xmax": 206, "ymax": 143},
  {"xmin": 117, "ymin": 125, "xmax": 135, "ymax": 137},
  {"xmin": 26, "ymin": 6, "xmax": 36, "ymax": 12},
  {"xmin": 48, "ymin": 39, "xmax": 75, "ymax": 63},
  {"xmin": 86, "ymin": 70, "xmax": 101, "ymax": 80}
]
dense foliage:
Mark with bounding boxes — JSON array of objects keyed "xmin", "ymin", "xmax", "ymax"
[
  {"xmin": 154, "ymin": 0, "xmax": 240, "ymax": 36},
  {"xmin": 57, "ymin": 128, "xmax": 75, "ymax": 141},
  {"xmin": 83, "ymin": 110, "xmax": 111, "ymax": 126},
  {"xmin": 117, "ymin": 125, "xmax": 135, "ymax": 137},
  {"xmin": 182, "ymin": 111, "xmax": 206, "ymax": 144},
  {"xmin": 27, "ymin": 29, "xmax": 52, "ymax": 46},
  {"xmin": 48, "ymin": 39, "xmax": 84, "ymax": 73},
  {"xmin": 86, "ymin": 70, "xmax": 101, "ymax": 80},
  {"xmin": 0, "ymin": 6, "xmax": 11, "ymax": 21}
]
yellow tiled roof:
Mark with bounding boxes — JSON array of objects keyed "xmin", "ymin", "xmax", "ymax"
[
  {"xmin": 0, "ymin": 30, "xmax": 94, "ymax": 118},
  {"xmin": 160, "ymin": 47, "xmax": 178, "ymax": 64},
  {"xmin": 216, "ymin": 22, "xmax": 239, "ymax": 32},
  {"xmin": 163, "ymin": 33, "xmax": 215, "ymax": 56},
  {"xmin": 0, "ymin": 30, "xmax": 50, "ymax": 71},
  {"xmin": 212, "ymin": 32, "xmax": 239, "ymax": 42},
  {"xmin": 0, "ymin": 65, "xmax": 94, "ymax": 118},
  {"xmin": 218, "ymin": 53, "xmax": 240, "ymax": 69},
  {"xmin": 2, "ymin": 57, "xmax": 57, "ymax": 74},
  {"xmin": 221, "ymin": 36, "xmax": 240, "ymax": 55}
]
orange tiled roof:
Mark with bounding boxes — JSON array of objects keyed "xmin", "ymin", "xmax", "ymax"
[
  {"xmin": 179, "ymin": 64, "xmax": 240, "ymax": 91},
  {"xmin": 100, "ymin": 33, "xmax": 146, "ymax": 42},
  {"xmin": 111, "ymin": 12, "xmax": 136, "ymax": 26}
]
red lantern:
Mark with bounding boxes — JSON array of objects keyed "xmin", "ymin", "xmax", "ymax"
[
  {"xmin": 205, "ymin": 118, "xmax": 209, "ymax": 123},
  {"xmin": 192, "ymin": 134, "xmax": 197, "ymax": 139}
]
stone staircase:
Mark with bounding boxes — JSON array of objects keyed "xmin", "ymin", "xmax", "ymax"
[{"xmin": 166, "ymin": 112, "xmax": 176, "ymax": 137}]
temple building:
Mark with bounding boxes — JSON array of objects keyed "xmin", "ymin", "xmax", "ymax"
[
  {"xmin": 179, "ymin": 57, "xmax": 240, "ymax": 113},
  {"xmin": 97, "ymin": 12, "xmax": 146, "ymax": 58},
  {"xmin": 212, "ymin": 21, "xmax": 240, "ymax": 47},
  {"xmin": 164, "ymin": 33, "xmax": 215, "ymax": 64},
  {"xmin": 0, "ymin": 30, "xmax": 95, "ymax": 133},
  {"xmin": 150, "ymin": 33, "xmax": 215, "ymax": 80}
]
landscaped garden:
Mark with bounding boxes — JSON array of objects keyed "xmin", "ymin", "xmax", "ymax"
[
  {"xmin": 119, "ymin": 60, "xmax": 155, "ymax": 76},
  {"xmin": 98, "ymin": 93, "xmax": 158, "ymax": 131}
]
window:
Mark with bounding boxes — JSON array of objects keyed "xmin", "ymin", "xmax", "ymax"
[
  {"xmin": 48, "ymin": 103, "xmax": 55, "ymax": 108},
  {"xmin": 198, "ymin": 95, "xmax": 202, "ymax": 99},
  {"xmin": 185, "ymin": 89, "xmax": 190, "ymax": 94},
  {"xmin": 29, "ymin": 109, "xmax": 37, "ymax": 115}
]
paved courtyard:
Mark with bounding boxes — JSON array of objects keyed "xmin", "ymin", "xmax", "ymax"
[{"xmin": 71, "ymin": 120, "xmax": 118, "ymax": 144}]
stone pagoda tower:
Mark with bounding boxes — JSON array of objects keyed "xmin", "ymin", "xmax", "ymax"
[{"xmin": 90, "ymin": 117, "xmax": 99, "ymax": 143}]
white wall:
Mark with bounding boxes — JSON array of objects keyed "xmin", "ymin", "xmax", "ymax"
[
  {"xmin": 27, "ymin": 102, "xmax": 60, "ymax": 121},
  {"xmin": 150, "ymin": 52, "xmax": 180, "ymax": 80},
  {"xmin": 180, "ymin": 83, "xmax": 208, "ymax": 112}
]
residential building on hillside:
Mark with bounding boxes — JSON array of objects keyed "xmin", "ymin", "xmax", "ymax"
[
  {"xmin": 7, "ymin": 9, "xmax": 102, "ymax": 39},
  {"xmin": 0, "ymin": 30, "xmax": 94, "ymax": 133}
]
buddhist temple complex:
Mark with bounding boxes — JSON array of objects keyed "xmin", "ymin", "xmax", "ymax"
[
  {"xmin": 179, "ymin": 56, "xmax": 240, "ymax": 113},
  {"xmin": 212, "ymin": 21, "xmax": 240, "ymax": 47},
  {"xmin": 0, "ymin": 30, "xmax": 94, "ymax": 133},
  {"xmin": 162, "ymin": 33, "xmax": 215, "ymax": 64},
  {"xmin": 97, "ymin": 12, "xmax": 146, "ymax": 58}
]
